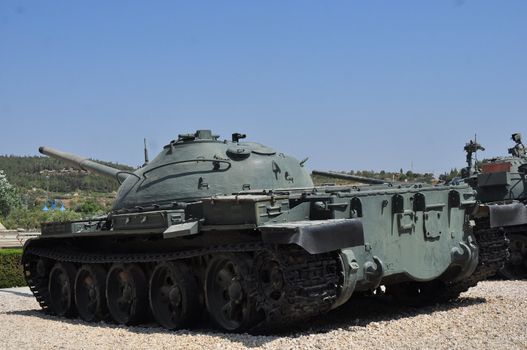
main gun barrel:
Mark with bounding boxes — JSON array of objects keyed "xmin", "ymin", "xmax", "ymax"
[
  {"xmin": 312, "ymin": 170, "xmax": 389, "ymax": 185},
  {"xmin": 39, "ymin": 146, "xmax": 129, "ymax": 182}
]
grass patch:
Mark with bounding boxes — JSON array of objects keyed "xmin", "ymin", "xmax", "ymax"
[{"xmin": 0, "ymin": 248, "xmax": 26, "ymax": 288}]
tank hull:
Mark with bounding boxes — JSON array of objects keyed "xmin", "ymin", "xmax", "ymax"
[
  {"xmin": 26, "ymin": 130, "xmax": 514, "ymax": 331},
  {"xmin": 22, "ymin": 183, "xmax": 509, "ymax": 332}
]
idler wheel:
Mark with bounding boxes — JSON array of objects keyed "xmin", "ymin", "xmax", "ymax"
[
  {"xmin": 27, "ymin": 256, "xmax": 52, "ymax": 308},
  {"xmin": 35, "ymin": 257, "xmax": 51, "ymax": 280},
  {"xmin": 106, "ymin": 263, "xmax": 147, "ymax": 325},
  {"xmin": 205, "ymin": 254, "xmax": 258, "ymax": 331},
  {"xmin": 75, "ymin": 264, "xmax": 108, "ymax": 322},
  {"xmin": 149, "ymin": 262, "xmax": 200, "ymax": 329},
  {"xmin": 500, "ymin": 234, "xmax": 527, "ymax": 280},
  {"xmin": 48, "ymin": 262, "xmax": 77, "ymax": 317}
]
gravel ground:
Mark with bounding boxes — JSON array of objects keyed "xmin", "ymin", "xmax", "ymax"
[{"xmin": 1, "ymin": 281, "xmax": 526, "ymax": 350}]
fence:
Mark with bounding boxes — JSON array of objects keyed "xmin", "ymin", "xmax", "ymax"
[{"xmin": 0, "ymin": 231, "xmax": 41, "ymax": 248}]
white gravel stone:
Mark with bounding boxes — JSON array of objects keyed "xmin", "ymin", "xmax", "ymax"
[{"xmin": 0, "ymin": 280, "xmax": 526, "ymax": 349}]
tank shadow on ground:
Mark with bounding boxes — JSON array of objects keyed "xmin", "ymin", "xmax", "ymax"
[
  {"xmin": 4, "ymin": 294, "xmax": 486, "ymax": 348},
  {"xmin": 306, "ymin": 294, "xmax": 486, "ymax": 333}
]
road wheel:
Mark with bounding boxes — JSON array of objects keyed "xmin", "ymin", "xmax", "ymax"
[
  {"xmin": 75, "ymin": 264, "xmax": 108, "ymax": 322},
  {"xmin": 149, "ymin": 261, "xmax": 200, "ymax": 329},
  {"xmin": 499, "ymin": 234, "xmax": 527, "ymax": 279},
  {"xmin": 106, "ymin": 263, "xmax": 147, "ymax": 325},
  {"xmin": 205, "ymin": 254, "xmax": 258, "ymax": 332},
  {"xmin": 48, "ymin": 262, "xmax": 77, "ymax": 317}
]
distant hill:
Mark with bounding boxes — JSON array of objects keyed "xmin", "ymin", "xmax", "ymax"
[
  {"xmin": 312, "ymin": 169, "xmax": 435, "ymax": 185},
  {"xmin": 0, "ymin": 155, "xmax": 439, "ymax": 193},
  {"xmin": 0, "ymin": 155, "xmax": 134, "ymax": 193}
]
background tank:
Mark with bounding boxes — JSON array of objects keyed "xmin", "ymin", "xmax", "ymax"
[
  {"xmin": 22, "ymin": 130, "xmax": 510, "ymax": 332},
  {"xmin": 461, "ymin": 133, "xmax": 527, "ymax": 278}
]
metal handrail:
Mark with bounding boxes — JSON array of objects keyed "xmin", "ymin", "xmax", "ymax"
[{"xmin": 142, "ymin": 159, "xmax": 232, "ymax": 179}]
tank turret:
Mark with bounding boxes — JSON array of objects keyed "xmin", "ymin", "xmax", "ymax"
[{"xmin": 40, "ymin": 130, "xmax": 314, "ymax": 210}]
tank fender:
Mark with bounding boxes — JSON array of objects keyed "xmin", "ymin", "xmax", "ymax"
[
  {"xmin": 484, "ymin": 203, "xmax": 527, "ymax": 228},
  {"xmin": 259, "ymin": 218, "xmax": 364, "ymax": 254},
  {"xmin": 163, "ymin": 221, "xmax": 200, "ymax": 238}
]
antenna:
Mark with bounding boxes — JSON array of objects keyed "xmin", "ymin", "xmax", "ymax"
[
  {"xmin": 474, "ymin": 133, "xmax": 478, "ymax": 165},
  {"xmin": 143, "ymin": 138, "xmax": 149, "ymax": 166}
]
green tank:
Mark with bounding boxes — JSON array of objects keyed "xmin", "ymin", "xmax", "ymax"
[
  {"xmin": 460, "ymin": 133, "xmax": 527, "ymax": 279},
  {"xmin": 23, "ymin": 130, "xmax": 510, "ymax": 332}
]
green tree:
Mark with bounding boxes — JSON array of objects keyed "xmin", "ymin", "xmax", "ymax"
[
  {"xmin": 3, "ymin": 207, "xmax": 82, "ymax": 230},
  {"xmin": 439, "ymin": 168, "xmax": 460, "ymax": 182},
  {"xmin": 74, "ymin": 197, "xmax": 105, "ymax": 215},
  {"xmin": 0, "ymin": 170, "xmax": 21, "ymax": 216}
]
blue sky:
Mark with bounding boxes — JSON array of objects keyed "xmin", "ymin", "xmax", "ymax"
[{"xmin": 1, "ymin": 1, "xmax": 525, "ymax": 175}]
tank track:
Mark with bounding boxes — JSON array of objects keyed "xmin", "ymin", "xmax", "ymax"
[
  {"xmin": 251, "ymin": 247, "xmax": 339, "ymax": 332},
  {"xmin": 23, "ymin": 259, "xmax": 51, "ymax": 312},
  {"xmin": 22, "ymin": 243, "xmax": 262, "ymax": 315},
  {"xmin": 443, "ymin": 222, "xmax": 510, "ymax": 298},
  {"xmin": 23, "ymin": 242, "xmax": 264, "ymax": 264},
  {"xmin": 22, "ymin": 242, "xmax": 340, "ymax": 332}
]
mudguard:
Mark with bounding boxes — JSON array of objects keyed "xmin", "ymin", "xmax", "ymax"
[
  {"xmin": 488, "ymin": 203, "xmax": 527, "ymax": 228},
  {"xmin": 259, "ymin": 219, "xmax": 364, "ymax": 254}
]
